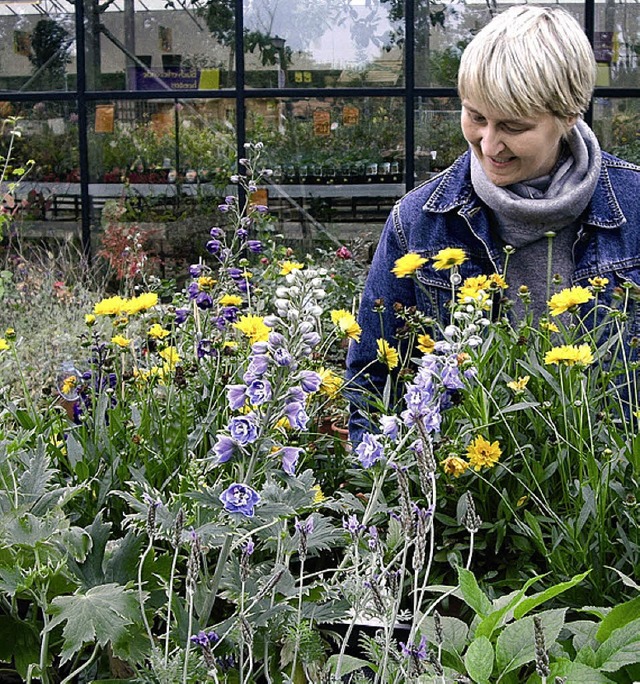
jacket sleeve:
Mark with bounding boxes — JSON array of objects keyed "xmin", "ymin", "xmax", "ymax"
[{"xmin": 345, "ymin": 205, "xmax": 418, "ymax": 444}]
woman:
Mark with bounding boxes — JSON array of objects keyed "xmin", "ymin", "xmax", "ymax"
[{"xmin": 346, "ymin": 5, "xmax": 640, "ymax": 442}]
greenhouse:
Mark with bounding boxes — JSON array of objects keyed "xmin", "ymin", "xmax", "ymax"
[{"xmin": 0, "ymin": 0, "xmax": 639, "ymax": 682}]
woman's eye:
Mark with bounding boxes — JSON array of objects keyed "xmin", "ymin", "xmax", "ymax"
[
  {"xmin": 471, "ymin": 115, "xmax": 486, "ymax": 124},
  {"xmin": 503, "ymin": 124, "xmax": 527, "ymax": 133}
]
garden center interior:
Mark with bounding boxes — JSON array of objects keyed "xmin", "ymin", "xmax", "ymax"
[{"xmin": 0, "ymin": 0, "xmax": 639, "ymax": 260}]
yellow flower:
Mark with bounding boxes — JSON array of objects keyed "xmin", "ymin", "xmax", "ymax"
[
  {"xmin": 548, "ymin": 286, "xmax": 594, "ymax": 316},
  {"xmin": 467, "ymin": 435, "xmax": 502, "ymax": 471},
  {"xmin": 234, "ymin": 314, "xmax": 270, "ymax": 344},
  {"xmin": 61, "ymin": 375, "xmax": 77, "ymax": 395},
  {"xmin": 219, "ymin": 294, "xmax": 243, "ymax": 307},
  {"xmin": 539, "ymin": 320, "xmax": 560, "ymax": 333},
  {"xmin": 507, "ymin": 375, "xmax": 530, "ymax": 393},
  {"xmin": 94, "ymin": 295, "xmax": 127, "ymax": 316},
  {"xmin": 457, "ymin": 275, "xmax": 490, "ymax": 308},
  {"xmin": 417, "ymin": 333, "xmax": 435, "ymax": 354},
  {"xmin": 318, "ymin": 367, "xmax": 344, "ymax": 397},
  {"xmin": 330, "ymin": 309, "xmax": 362, "ymax": 342},
  {"xmin": 432, "ymin": 247, "xmax": 467, "ymax": 271},
  {"xmin": 280, "ymin": 260, "xmax": 304, "ymax": 275},
  {"xmin": 391, "ymin": 252, "xmax": 428, "ymax": 278},
  {"xmin": 0, "ymin": 338, "xmax": 9, "ymax": 352},
  {"xmin": 441, "ymin": 456, "xmax": 469, "ymax": 478},
  {"xmin": 488, "ymin": 273, "xmax": 508, "ymax": 289},
  {"xmin": 544, "ymin": 344, "xmax": 594, "ymax": 367},
  {"xmin": 84, "ymin": 314, "xmax": 96, "ymax": 326},
  {"xmin": 588, "ymin": 276, "xmax": 609, "ymax": 289},
  {"xmin": 148, "ymin": 323, "xmax": 170, "ymax": 340},
  {"xmin": 122, "ymin": 292, "xmax": 159, "ymax": 315},
  {"xmin": 159, "ymin": 346, "xmax": 180, "ymax": 370},
  {"xmin": 111, "ymin": 334, "xmax": 131, "ymax": 348},
  {"xmin": 517, "ymin": 495, "xmax": 529, "ymax": 507},
  {"xmin": 376, "ymin": 338, "xmax": 399, "ymax": 370},
  {"xmin": 197, "ymin": 276, "xmax": 217, "ymax": 291},
  {"xmin": 5, "ymin": 328, "xmax": 15, "ymax": 339},
  {"xmin": 312, "ymin": 485, "xmax": 326, "ymax": 504}
]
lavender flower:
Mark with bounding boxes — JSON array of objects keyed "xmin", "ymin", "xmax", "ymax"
[
  {"xmin": 220, "ymin": 483, "xmax": 261, "ymax": 517},
  {"xmin": 280, "ymin": 446, "xmax": 302, "ymax": 475},
  {"xmin": 380, "ymin": 415, "xmax": 400, "ymax": 440},
  {"xmin": 191, "ymin": 630, "xmax": 219, "ymax": 647},
  {"xmin": 242, "ymin": 354, "xmax": 269, "ymax": 383},
  {"xmin": 209, "ymin": 226, "xmax": 224, "ymax": 238},
  {"xmin": 227, "ymin": 384, "xmax": 247, "ymax": 410},
  {"xmin": 355, "ymin": 433, "xmax": 384, "ymax": 468},
  {"xmin": 228, "ymin": 414, "xmax": 259, "ymax": 445},
  {"xmin": 189, "ymin": 263, "xmax": 203, "ymax": 277},
  {"xmin": 298, "ymin": 370, "xmax": 322, "ymax": 394},
  {"xmin": 206, "ymin": 239, "xmax": 222, "ymax": 254},
  {"xmin": 272, "ymin": 347, "xmax": 293, "ymax": 367},
  {"xmin": 212, "ymin": 434, "xmax": 236, "ymax": 464},
  {"xmin": 284, "ymin": 402, "xmax": 309, "ymax": 430},
  {"xmin": 343, "ymin": 514, "xmax": 365, "ymax": 537},
  {"xmin": 195, "ymin": 292, "xmax": 213, "ymax": 310},
  {"xmin": 247, "ymin": 240, "xmax": 263, "ymax": 253},
  {"xmin": 246, "ymin": 378, "xmax": 272, "ymax": 405},
  {"xmin": 174, "ymin": 308, "xmax": 189, "ymax": 324}
]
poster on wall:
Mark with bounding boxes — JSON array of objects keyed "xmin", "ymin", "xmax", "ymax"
[{"xmin": 95, "ymin": 104, "xmax": 115, "ymax": 133}]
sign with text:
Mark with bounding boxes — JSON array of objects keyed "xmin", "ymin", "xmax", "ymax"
[
  {"xmin": 342, "ymin": 105, "xmax": 360, "ymax": 126},
  {"xmin": 313, "ymin": 110, "xmax": 331, "ymax": 136}
]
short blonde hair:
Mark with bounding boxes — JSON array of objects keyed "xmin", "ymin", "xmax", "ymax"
[{"xmin": 458, "ymin": 6, "xmax": 596, "ymax": 120}]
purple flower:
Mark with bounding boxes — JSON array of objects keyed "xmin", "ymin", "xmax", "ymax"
[
  {"xmin": 284, "ymin": 402, "xmax": 309, "ymax": 430},
  {"xmin": 206, "ymin": 239, "xmax": 222, "ymax": 254},
  {"xmin": 236, "ymin": 227, "xmax": 248, "ymax": 238},
  {"xmin": 227, "ymin": 384, "xmax": 247, "ymax": 410},
  {"xmin": 247, "ymin": 240, "xmax": 263, "ymax": 253},
  {"xmin": 254, "ymin": 204, "xmax": 269, "ymax": 213},
  {"xmin": 189, "ymin": 264, "xmax": 204, "ymax": 277},
  {"xmin": 195, "ymin": 292, "xmax": 213, "ymax": 310},
  {"xmin": 301, "ymin": 332, "xmax": 321, "ymax": 348},
  {"xmin": 287, "ymin": 386, "xmax": 305, "ymax": 403},
  {"xmin": 367, "ymin": 526, "xmax": 379, "ymax": 551},
  {"xmin": 174, "ymin": 308, "xmax": 189, "ymax": 324},
  {"xmin": 355, "ymin": 433, "xmax": 384, "ymax": 468},
  {"xmin": 243, "ymin": 354, "xmax": 270, "ymax": 383},
  {"xmin": 197, "ymin": 339, "xmax": 214, "ymax": 359},
  {"xmin": 190, "ymin": 630, "xmax": 219, "ymax": 647},
  {"xmin": 280, "ymin": 446, "xmax": 303, "ymax": 475},
  {"xmin": 222, "ymin": 306, "xmax": 239, "ymax": 322},
  {"xmin": 295, "ymin": 515, "xmax": 314, "ymax": 535},
  {"xmin": 212, "ymin": 434, "xmax": 236, "ymax": 464},
  {"xmin": 273, "ymin": 347, "xmax": 293, "ymax": 367},
  {"xmin": 243, "ymin": 538, "xmax": 255, "ymax": 555},
  {"xmin": 246, "ymin": 379, "xmax": 272, "ymax": 405},
  {"xmin": 298, "ymin": 370, "xmax": 322, "ymax": 394},
  {"xmin": 227, "ymin": 267, "xmax": 243, "ymax": 279},
  {"xmin": 187, "ymin": 281, "xmax": 200, "ymax": 299},
  {"xmin": 441, "ymin": 357, "xmax": 464, "ymax": 390},
  {"xmin": 380, "ymin": 415, "xmax": 400, "ymax": 440},
  {"xmin": 220, "ymin": 483, "xmax": 261, "ymax": 517},
  {"xmin": 228, "ymin": 415, "xmax": 259, "ymax": 445},
  {"xmin": 343, "ymin": 514, "xmax": 365, "ymax": 536},
  {"xmin": 210, "ymin": 226, "xmax": 224, "ymax": 238},
  {"xmin": 400, "ymin": 635, "xmax": 428, "ymax": 661}
]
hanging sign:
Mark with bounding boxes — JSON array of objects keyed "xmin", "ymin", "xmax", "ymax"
[
  {"xmin": 342, "ymin": 105, "xmax": 360, "ymax": 126},
  {"xmin": 313, "ymin": 110, "xmax": 331, "ymax": 136},
  {"xmin": 95, "ymin": 104, "xmax": 115, "ymax": 133}
]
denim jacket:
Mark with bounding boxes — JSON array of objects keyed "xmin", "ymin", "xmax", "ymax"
[{"xmin": 346, "ymin": 150, "xmax": 640, "ymax": 438}]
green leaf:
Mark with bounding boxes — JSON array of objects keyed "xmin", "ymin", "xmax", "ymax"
[
  {"xmin": 47, "ymin": 583, "xmax": 140, "ymax": 664},
  {"xmin": 594, "ymin": 617, "xmax": 640, "ymax": 672},
  {"xmin": 523, "ymin": 510, "xmax": 547, "ymax": 556},
  {"xmin": 326, "ymin": 654, "xmax": 372, "ymax": 677},
  {"xmin": 596, "ymin": 595, "xmax": 640, "ymax": 643},
  {"xmin": 513, "ymin": 571, "xmax": 590, "ymax": 619},
  {"xmin": 457, "ymin": 567, "xmax": 492, "ymax": 618},
  {"xmin": 0, "ymin": 615, "xmax": 40, "ymax": 678},
  {"xmin": 67, "ymin": 514, "xmax": 111, "ymax": 588},
  {"xmin": 550, "ymin": 658, "xmax": 616, "ymax": 683},
  {"xmin": 495, "ymin": 608, "xmax": 566, "ymax": 675},
  {"xmin": 464, "ymin": 635, "xmax": 494, "ymax": 682},
  {"xmin": 419, "ymin": 614, "xmax": 469, "ymax": 656}
]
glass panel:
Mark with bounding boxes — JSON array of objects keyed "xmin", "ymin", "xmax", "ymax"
[
  {"xmin": 246, "ymin": 96, "xmax": 405, "ymax": 249},
  {"xmin": 0, "ymin": 1, "xmax": 76, "ymax": 92},
  {"xmin": 243, "ymin": 0, "xmax": 403, "ymax": 89},
  {"xmin": 414, "ymin": 1, "xmax": 585, "ymax": 87},
  {"xmin": 85, "ymin": 0, "xmax": 234, "ymax": 91},
  {"xmin": 414, "ymin": 96, "xmax": 466, "ymax": 182},
  {"xmin": 594, "ymin": 0, "xmax": 640, "ymax": 88},
  {"xmin": 87, "ymin": 98, "xmax": 235, "ymax": 270},
  {"xmin": 593, "ymin": 96, "xmax": 640, "ymax": 164}
]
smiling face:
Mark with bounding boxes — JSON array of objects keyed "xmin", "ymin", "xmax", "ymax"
[{"xmin": 461, "ymin": 99, "xmax": 576, "ymax": 187}]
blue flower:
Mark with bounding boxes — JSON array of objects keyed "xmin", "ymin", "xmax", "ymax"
[
  {"xmin": 195, "ymin": 292, "xmax": 213, "ymax": 310},
  {"xmin": 209, "ymin": 226, "xmax": 224, "ymax": 238},
  {"xmin": 236, "ymin": 227, "xmax": 248, "ymax": 238},
  {"xmin": 189, "ymin": 264, "xmax": 203, "ymax": 277},
  {"xmin": 246, "ymin": 379, "xmax": 272, "ymax": 405},
  {"xmin": 227, "ymin": 384, "xmax": 247, "ymax": 410},
  {"xmin": 247, "ymin": 240, "xmax": 263, "ymax": 253},
  {"xmin": 400, "ymin": 635, "xmax": 428, "ymax": 661},
  {"xmin": 174, "ymin": 308, "xmax": 189, "ymax": 324},
  {"xmin": 343, "ymin": 514, "xmax": 365, "ymax": 536},
  {"xmin": 355, "ymin": 433, "xmax": 384, "ymax": 468},
  {"xmin": 273, "ymin": 347, "xmax": 293, "ymax": 367},
  {"xmin": 295, "ymin": 515, "xmax": 314, "ymax": 535},
  {"xmin": 197, "ymin": 339, "xmax": 214, "ymax": 359},
  {"xmin": 242, "ymin": 354, "xmax": 269, "ymax": 383},
  {"xmin": 220, "ymin": 483, "xmax": 261, "ymax": 517},
  {"xmin": 380, "ymin": 415, "xmax": 400, "ymax": 440},
  {"xmin": 287, "ymin": 386, "xmax": 305, "ymax": 404},
  {"xmin": 280, "ymin": 446, "xmax": 302, "ymax": 475},
  {"xmin": 190, "ymin": 629, "xmax": 219, "ymax": 647},
  {"xmin": 206, "ymin": 239, "xmax": 222, "ymax": 254},
  {"xmin": 298, "ymin": 370, "xmax": 322, "ymax": 394},
  {"xmin": 284, "ymin": 402, "xmax": 309, "ymax": 430},
  {"xmin": 228, "ymin": 415, "xmax": 259, "ymax": 445},
  {"xmin": 212, "ymin": 434, "xmax": 236, "ymax": 464}
]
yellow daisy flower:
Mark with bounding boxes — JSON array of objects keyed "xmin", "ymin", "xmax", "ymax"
[
  {"xmin": 457, "ymin": 275, "xmax": 490, "ymax": 307},
  {"xmin": 539, "ymin": 320, "xmax": 560, "ymax": 333},
  {"xmin": 544, "ymin": 344, "xmax": 594, "ymax": 367},
  {"xmin": 111, "ymin": 334, "xmax": 131, "ymax": 348},
  {"xmin": 84, "ymin": 314, "xmax": 96, "ymax": 326},
  {"xmin": 60, "ymin": 375, "xmax": 77, "ymax": 396},
  {"xmin": 219, "ymin": 294, "xmax": 243, "ymax": 307},
  {"xmin": 159, "ymin": 346, "xmax": 180, "ymax": 370},
  {"xmin": 488, "ymin": 273, "xmax": 508, "ymax": 289},
  {"xmin": 588, "ymin": 276, "xmax": 609, "ymax": 289},
  {"xmin": 318, "ymin": 367, "xmax": 344, "ymax": 397},
  {"xmin": 330, "ymin": 309, "xmax": 362, "ymax": 342},
  {"xmin": 94, "ymin": 295, "xmax": 127, "ymax": 316},
  {"xmin": 507, "ymin": 375, "xmax": 530, "ymax": 393},
  {"xmin": 432, "ymin": 247, "xmax": 467, "ymax": 271},
  {"xmin": 280, "ymin": 260, "xmax": 304, "ymax": 275},
  {"xmin": 466, "ymin": 435, "xmax": 502, "ymax": 471},
  {"xmin": 376, "ymin": 338, "xmax": 399, "ymax": 370},
  {"xmin": 417, "ymin": 333, "xmax": 435, "ymax": 354},
  {"xmin": 548, "ymin": 286, "xmax": 594, "ymax": 316},
  {"xmin": 391, "ymin": 252, "xmax": 428, "ymax": 278},
  {"xmin": 441, "ymin": 456, "xmax": 469, "ymax": 478},
  {"xmin": 0, "ymin": 338, "xmax": 9, "ymax": 352},
  {"xmin": 5, "ymin": 328, "xmax": 15, "ymax": 339},
  {"xmin": 312, "ymin": 484, "xmax": 326, "ymax": 504},
  {"xmin": 234, "ymin": 314, "xmax": 270, "ymax": 344},
  {"xmin": 122, "ymin": 292, "xmax": 159, "ymax": 315},
  {"xmin": 148, "ymin": 323, "xmax": 171, "ymax": 340},
  {"xmin": 197, "ymin": 276, "xmax": 217, "ymax": 291}
]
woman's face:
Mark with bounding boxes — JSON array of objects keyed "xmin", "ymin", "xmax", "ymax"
[{"xmin": 461, "ymin": 99, "xmax": 575, "ymax": 186}]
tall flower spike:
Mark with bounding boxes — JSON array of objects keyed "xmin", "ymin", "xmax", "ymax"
[
  {"xmin": 534, "ymin": 616, "xmax": 550, "ymax": 677},
  {"xmin": 462, "ymin": 492, "xmax": 482, "ymax": 534},
  {"xmin": 395, "ymin": 465, "xmax": 414, "ymax": 534}
]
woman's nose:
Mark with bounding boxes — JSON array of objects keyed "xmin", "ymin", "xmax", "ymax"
[{"xmin": 480, "ymin": 126, "xmax": 505, "ymax": 156}]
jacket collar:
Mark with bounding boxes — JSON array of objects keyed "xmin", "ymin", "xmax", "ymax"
[{"xmin": 422, "ymin": 150, "xmax": 627, "ymax": 230}]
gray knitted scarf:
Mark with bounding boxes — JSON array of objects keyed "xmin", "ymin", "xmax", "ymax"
[{"xmin": 470, "ymin": 119, "xmax": 601, "ymax": 318}]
